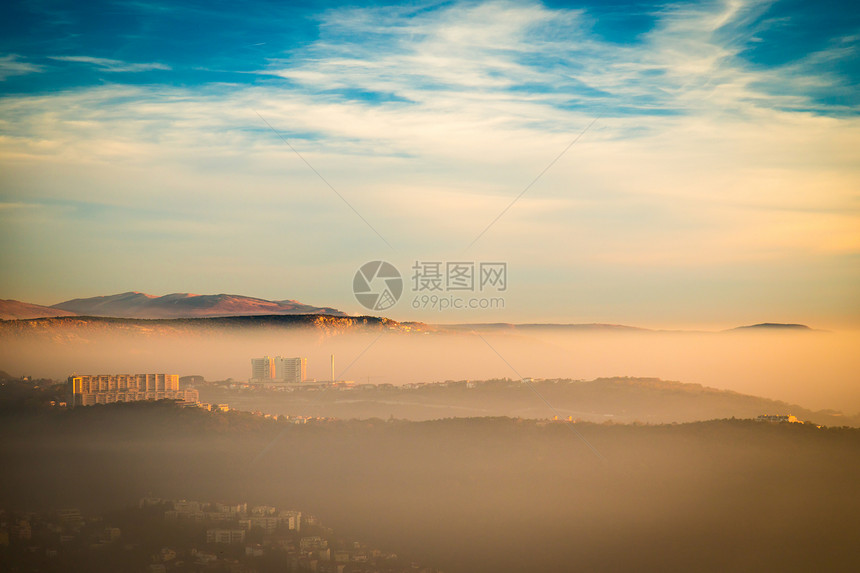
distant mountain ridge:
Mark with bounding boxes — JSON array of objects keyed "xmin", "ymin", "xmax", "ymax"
[
  {"xmin": 0, "ymin": 300, "xmax": 76, "ymax": 320},
  {"xmin": 0, "ymin": 314, "xmax": 408, "ymax": 337},
  {"xmin": 2, "ymin": 293, "xmax": 814, "ymax": 332},
  {"xmin": 436, "ymin": 322, "xmax": 814, "ymax": 333},
  {"xmin": 732, "ymin": 323, "xmax": 812, "ymax": 330},
  {"xmin": 439, "ymin": 323, "xmax": 648, "ymax": 332},
  {"xmin": 47, "ymin": 292, "xmax": 347, "ymax": 319}
]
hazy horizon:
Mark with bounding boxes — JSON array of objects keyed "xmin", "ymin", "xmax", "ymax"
[
  {"xmin": 3, "ymin": 322, "xmax": 858, "ymax": 413},
  {"xmin": 3, "ymin": 289, "xmax": 857, "ymax": 333}
]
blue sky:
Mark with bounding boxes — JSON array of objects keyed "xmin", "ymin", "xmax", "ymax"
[{"xmin": 1, "ymin": 0, "xmax": 858, "ymax": 327}]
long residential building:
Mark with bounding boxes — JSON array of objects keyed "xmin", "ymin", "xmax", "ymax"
[{"xmin": 68, "ymin": 373, "xmax": 185, "ymax": 406}]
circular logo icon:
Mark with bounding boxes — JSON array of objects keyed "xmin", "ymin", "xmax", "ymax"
[{"xmin": 353, "ymin": 261, "xmax": 403, "ymax": 311}]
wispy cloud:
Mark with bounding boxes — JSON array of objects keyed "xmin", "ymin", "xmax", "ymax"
[
  {"xmin": 0, "ymin": 201, "xmax": 41, "ymax": 210},
  {"xmin": 49, "ymin": 55, "xmax": 170, "ymax": 72},
  {"xmin": 0, "ymin": 54, "xmax": 43, "ymax": 80},
  {"xmin": 261, "ymin": 0, "xmax": 852, "ymax": 122}
]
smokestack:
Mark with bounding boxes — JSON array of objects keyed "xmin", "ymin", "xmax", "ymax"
[{"xmin": 331, "ymin": 354, "xmax": 335, "ymax": 383}]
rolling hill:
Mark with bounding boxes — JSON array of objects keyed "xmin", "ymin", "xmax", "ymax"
[
  {"xmin": 0, "ymin": 300, "xmax": 77, "ymax": 320},
  {"xmin": 1, "ymin": 401, "xmax": 858, "ymax": 573},
  {"xmin": 196, "ymin": 376, "xmax": 860, "ymax": 427},
  {"xmin": 47, "ymin": 291, "xmax": 347, "ymax": 318}
]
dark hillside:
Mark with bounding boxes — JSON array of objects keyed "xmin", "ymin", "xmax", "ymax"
[{"xmin": 1, "ymin": 402, "xmax": 858, "ymax": 572}]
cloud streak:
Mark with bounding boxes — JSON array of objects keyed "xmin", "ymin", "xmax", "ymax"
[
  {"xmin": 48, "ymin": 55, "xmax": 171, "ymax": 72},
  {"xmin": 0, "ymin": 54, "xmax": 43, "ymax": 80}
]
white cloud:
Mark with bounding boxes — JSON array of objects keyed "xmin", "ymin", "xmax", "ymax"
[
  {"xmin": 49, "ymin": 55, "xmax": 171, "ymax": 72},
  {"xmin": 0, "ymin": 201, "xmax": 41, "ymax": 210},
  {"xmin": 0, "ymin": 54, "xmax": 43, "ymax": 80}
]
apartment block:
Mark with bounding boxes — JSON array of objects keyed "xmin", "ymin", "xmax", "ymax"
[{"xmin": 68, "ymin": 374, "xmax": 181, "ymax": 406}]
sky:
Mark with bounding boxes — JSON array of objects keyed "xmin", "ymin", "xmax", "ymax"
[{"xmin": 1, "ymin": 0, "xmax": 858, "ymax": 328}]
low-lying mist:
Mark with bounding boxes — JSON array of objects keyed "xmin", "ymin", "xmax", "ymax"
[{"xmin": 1, "ymin": 319, "xmax": 858, "ymax": 412}]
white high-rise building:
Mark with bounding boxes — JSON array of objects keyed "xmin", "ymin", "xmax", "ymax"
[
  {"xmin": 250, "ymin": 357, "xmax": 275, "ymax": 382},
  {"xmin": 274, "ymin": 356, "xmax": 306, "ymax": 383},
  {"xmin": 251, "ymin": 356, "xmax": 306, "ymax": 383}
]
